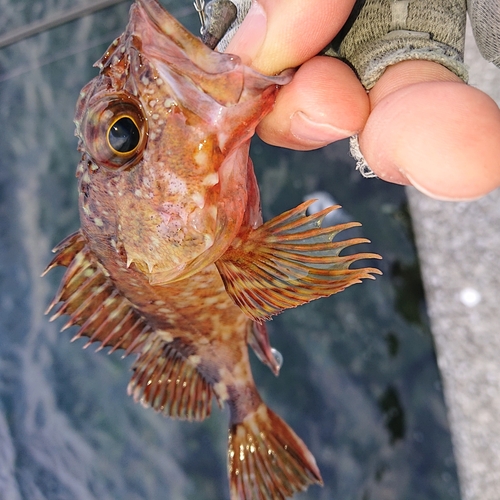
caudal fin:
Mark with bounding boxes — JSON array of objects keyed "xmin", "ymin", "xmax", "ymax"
[{"xmin": 228, "ymin": 404, "xmax": 322, "ymax": 499}]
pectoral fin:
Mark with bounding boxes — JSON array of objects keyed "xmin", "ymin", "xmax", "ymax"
[{"xmin": 216, "ymin": 200, "xmax": 382, "ymax": 322}]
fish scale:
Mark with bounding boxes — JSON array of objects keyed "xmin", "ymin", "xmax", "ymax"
[{"xmin": 43, "ymin": 1, "xmax": 381, "ymax": 498}]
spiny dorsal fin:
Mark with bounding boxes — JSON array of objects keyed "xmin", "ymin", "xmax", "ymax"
[
  {"xmin": 43, "ymin": 230, "xmax": 151, "ymax": 356},
  {"xmin": 128, "ymin": 336, "xmax": 214, "ymax": 421},
  {"xmin": 216, "ymin": 200, "xmax": 382, "ymax": 322},
  {"xmin": 228, "ymin": 403, "xmax": 323, "ymax": 499},
  {"xmin": 44, "ymin": 231, "xmax": 214, "ymax": 421}
]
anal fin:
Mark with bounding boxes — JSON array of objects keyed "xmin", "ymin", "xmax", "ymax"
[
  {"xmin": 216, "ymin": 200, "xmax": 382, "ymax": 321},
  {"xmin": 228, "ymin": 403, "xmax": 322, "ymax": 499}
]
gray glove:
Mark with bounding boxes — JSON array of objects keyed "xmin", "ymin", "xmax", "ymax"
[
  {"xmin": 198, "ymin": 0, "xmax": 252, "ymax": 51},
  {"xmin": 210, "ymin": 0, "xmax": 500, "ymax": 77},
  {"xmin": 330, "ymin": 0, "xmax": 469, "ymax": 89},
  {"xmin": 468, "ymin": 0, "xmax": 500, "ymax": 67}
]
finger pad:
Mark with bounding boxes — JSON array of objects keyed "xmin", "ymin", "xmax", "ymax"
[{"xmin": 258, "ymin": 57, "xmax": 369, "ymax": 149}]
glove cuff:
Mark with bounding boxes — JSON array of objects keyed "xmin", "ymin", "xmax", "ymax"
[{"xmin": 337, "ymin": 0, "xmax": 468, "ymax": 89}]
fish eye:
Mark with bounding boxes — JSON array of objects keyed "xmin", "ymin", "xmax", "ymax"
[
  {"xmin": 108, "ymin": 116, "xmax": 141, "ymax": 154},
  {"xmin": 81, "ymin": 94, "xmax": 148, "ymax": 170}
]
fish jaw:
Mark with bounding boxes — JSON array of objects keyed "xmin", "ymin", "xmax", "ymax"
[{"xmin": 74, "ymin": 0, "xmax": 291, "ymax": 285}]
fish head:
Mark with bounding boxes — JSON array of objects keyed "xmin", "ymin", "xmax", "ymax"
[{"xmin": 74, "ymin": 0, "xmax": 291, "ymax": 284}]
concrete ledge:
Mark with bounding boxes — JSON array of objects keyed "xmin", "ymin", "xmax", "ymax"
[
  {"xmin": 407, "ymin": 20, "xmax": 500, "ymax": 500},
  {"xmin": 408, "ymin": 188, "xmax": 500, "ymax": 500}
]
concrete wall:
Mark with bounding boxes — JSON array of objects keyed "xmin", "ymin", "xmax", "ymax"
[{"xmin": 408, "ymin": 19, "xmax": 500, "ymax": 500}]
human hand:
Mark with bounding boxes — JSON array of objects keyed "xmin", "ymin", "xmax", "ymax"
[{"xmin": 225, "ymin": 0, "xmax": 500, "ymax": 201}]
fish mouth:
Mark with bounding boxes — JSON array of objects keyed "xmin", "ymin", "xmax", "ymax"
[
  {"xmin": 133, "ymin": 0, "xmax": 250, "ymax": 108},
  {"xmin": 133, "ymin": 0, "xmax": 291, "ymax": 110}
]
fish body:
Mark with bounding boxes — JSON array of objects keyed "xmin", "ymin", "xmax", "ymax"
[{"xmin": 44, "ymin": 1, "xmax": 381, "ymax": 498}]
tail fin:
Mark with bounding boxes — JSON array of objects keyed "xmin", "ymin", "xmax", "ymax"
[{"xmin": 228, "ymin": 404, "xmax": 322, "ymax": 499}]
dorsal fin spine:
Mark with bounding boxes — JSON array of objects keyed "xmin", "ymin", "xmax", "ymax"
[
  {"xmin": 96, "ymin": 307, "xmax": 134, "ymax": 352},
  {"xmin": 122, "ymin": 323, "xmax": 151, "ymax": 356},
  {"xmin": 42, "ymin": 231, "xmax": 85, "ymax": 277},
  {"xmin": 82, "ymin": 291, "xmax": 122, "ymax": 348},
  {"xmin": 83, "ymin": 289, "xmax": 127, "ymax": 350},
  {"xmin": 45, "ymin": 251, "xmax": 94, "ymax": 315},
  {"xmin": 45, "ymin": 230, "xmax": 152, "ymax": 356},
  {"xmin": 46, "ymin": 230, "xmax": 244, "ymax": 426},
  {"xmin": 70, "ymin": 285, "xmax": 116, "ymax": 341},
  {"xmin": 49, "ymin": 261, "xmax": 95, "ymax": 316},
  {"xmin": 58, "ymin": 279, "xmax": 109, "ymax": 328}
]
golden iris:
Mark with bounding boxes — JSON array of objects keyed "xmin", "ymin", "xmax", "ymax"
[{"xmin": 82, "ymin": 93, "xmax": 148, "ymax": 170}]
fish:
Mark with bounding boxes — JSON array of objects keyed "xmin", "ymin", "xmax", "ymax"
[{"xmin": 43, "ymin": 0, "xmax": 381, "ymax": 498}]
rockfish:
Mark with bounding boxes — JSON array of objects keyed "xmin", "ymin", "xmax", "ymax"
[{"xmin": 44, "ymin": 0, "xmax": 381, "ymax": 498}]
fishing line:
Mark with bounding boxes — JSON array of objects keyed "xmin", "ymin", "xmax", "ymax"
[
  {"xmin": 0, "ymin": 0, "xmax": 131, "ymax": 49},
  {"xmin": 0, "ymin": 3, "xmax": 193, "ymax": 83}
]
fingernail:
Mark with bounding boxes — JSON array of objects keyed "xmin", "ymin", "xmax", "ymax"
[
  {"xmin": 290, "ymin": 111, "xmax": 352, "ymax": 144},
  {"xmin": 225, "ymin": 2, "xmax": 267, "ymax": 64}
]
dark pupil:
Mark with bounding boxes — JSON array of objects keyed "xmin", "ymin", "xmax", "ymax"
[{"xmin": 108, "ymin": 117, "xmax": 140, "ymax": 153}]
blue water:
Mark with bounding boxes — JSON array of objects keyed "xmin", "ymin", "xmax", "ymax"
[{"xmin": 0, "ymin": 1, "xmax": 460, "ymax": 499}]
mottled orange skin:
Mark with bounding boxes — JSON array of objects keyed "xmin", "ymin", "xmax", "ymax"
[
  {"xmin": 45, "ymin": 1, "xmax": 383, "ymax": 497},
  {"xmin": 75, "ymin": 0, "xmax": 285, "ymax": 419},
  {"xmin": 95, "ymin": 241, "xmax": 258, "ymax": 417}
]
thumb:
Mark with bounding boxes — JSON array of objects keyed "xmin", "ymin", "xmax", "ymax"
[{"xmin": 226, "ymin": 0, "xmax": 356, "ymax": 74}]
